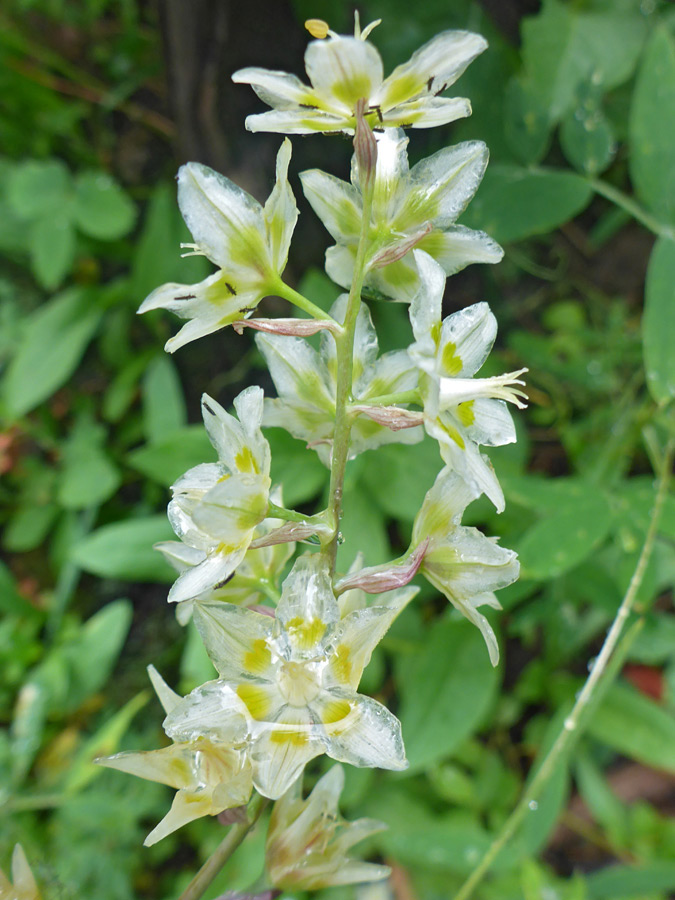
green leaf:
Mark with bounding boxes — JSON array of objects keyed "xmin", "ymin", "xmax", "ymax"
[
  {"xmin": 126, "ymin": 425, "xmax": 214, "ymax": 486},
  {"xmin": 643, "ymin": 236, "xmax": 675, "ymax": 405},
  {"xmin": 73, "ymin": 171, "xmax": 136, "ymax": 240},
  {"xmin": 517, "ymin": 491, "xmax": 613, "ymax": 580},
  {"xmin": 7, "ymin": 159, "xmax": 71, "ymax": 219},
  {"xmin": 560, "ymin": 89, "xmax": 615, "ymax": 176},
  {"xmin": 587, "ymin": 682, "xmax": 675, "ymax": 772},
  {"xmin": 587, "ymin": 862, "xmax": 675, "ymax": 899},
  {"xmin": 4, "ymin": 502, "xmax": 58, "ymax": 552},
  {"xmin": 461, "ymin": 165, "xmax": 593, "ymax": 244},
  {"xmin": 337, "ymin": 484, "xmax": 389, "ymax": 569},
  {"xmin": 70, "ymin": 516, "xmax": 175, "ymax": 582},
  {"xmin": 522, "ymin": 0, "xmax": 646, "ymax": 121},
  {"xmin": 630, "ymin": 27, "xmax": 675, "ymax": 223},
  {"xmin": 267, "ymin": 428, "xmax": 327, "ymax": 507},
  {"xmin": 2, "ymin": 287, "xmax": 102, "ymax": 418},
  {"xmin": 65, "ymin": 600, "xmax": 133, "ymax": 707},
  {"xmin": 142, "ymin": 355, "xmax": 186, "ymax": 444},
  {"xmin": 0, "ymin": 561, "xmax": 39, "ymax": 616},
  {"xmin": 363, "ymin": 437, "xmax": 441, "ymax": 522},
  {"xmin": 28, "ymin": 210, "xmax": 76, "ymax": 290},
  {"xmin": 58, "ymin": 417, "xmax": 121, "ymax": 510},
  {"xmin": 503, "ymin": 77, "xmax": 551, "ymax": 166},
  {"xmin": 398, "ymin": 617, "xmax": 499, "ymax": 772}
]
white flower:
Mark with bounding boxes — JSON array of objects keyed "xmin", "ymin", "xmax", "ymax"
[
  {"xmin": 233, "ymin": 26, "xmax": 486, "ymax": 134},
  {"xmin": 412, "ymin": 467, "xmax": 519, "ymax": 665},
  {"xmin": 96, "ymin": 667, "xmax": 252, "ymax": 845},
  {"xmin": 256, "ymin": 295, "xmax": 422, "ymax": 466},
  {"xmin": 266, "ymin": 765, "xmax": 389, "ymax": 889},
  {"xmin": 157, "ymin": 488, "xmax": 295, "ymax": 624},
  {"xmin": 0, "ymin": 845, "xmax": 40, "ymax": 900},
  {"xmin": 138, "ymin": 140, "xmax": 297, "ymax": 351},
  {"xmin": 163, "ymin": 554, "xmax": 412, "ymax": 799},
  {"xmin": 409, "ymin": 251, "xmax": 527, "ymax": 511},
  {"xmin": 165, "ymin": 388, "xmax": 272, "ymax": 604},
  {"xmin": 301, "ymin": 129, "xmax": 502, "ymax": 301}
]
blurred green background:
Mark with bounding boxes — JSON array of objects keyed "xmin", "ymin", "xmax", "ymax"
[{"xmin": 1, "ymin": 0, "xmax": 675, "ymax": 897}]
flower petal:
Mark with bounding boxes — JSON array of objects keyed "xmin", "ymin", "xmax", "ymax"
[
  {"xmin": 192, "ymin": 602, "xmax": 276, "ymax": 680},
  {"xmin": 300, "ymin": 168, "xmax": 362, "ymax": 244},
  {"xmin": 276, "ymin": 554, "xmax": 340, "ymax": 645},
  {"xmin": 419, "ymin": 225, "xmax": 503, "ymax": 276},
  {"xmin": 256, "ymin": 333, "xmax": 334, "ymax": 409},
  {"xmin": 252, "ymin": 720, "xmax": 325, "ymax": 800},
  {"xmin": 245, "ymin": 109, "xmax": 349, "ymax": 134},
  {"xmin": 167, "ymin": 547, "xmax": 248, "ymax": 604},
  {"xmin": 263, "ymin": 139, "xmax": 298, "ymax": 272},
  {"xmin": 376, "ymin": 30, "xmax": 487, "ymax": 110},
  {"xmin": 324, "ymin": 694, "xmax": 407, "ymax": 770},
  {"xmin": 177, "ymin": 162, "xmax": 268, "ymax": 274},
  {"xmin": 232, "ymin": 66, "xmax": 317, "ymax": 108},
  {"xmin": 305, "ymin": 37, "xmax": 384, "ymax": 115},
  {"xmin": 383, "ymin": 96, "xmax": 471, "ymax": 129},
  {"xmin": 409, "ymin": 250, "xmax": 446, "ymax": 354},
  {"xmin": 405, "ymin": 141, "xmax": 488, "ymax": 227},
  {"xmin": 163, "ymin": 679, "xmax": 250, "ymax": 744},
  {"xmin": 438, "ymin": 301, "xmax": 497, "ymax": 378},
  {"xmin": 147, "ymin": 664, "xmax": 182, "ymax": 715}
]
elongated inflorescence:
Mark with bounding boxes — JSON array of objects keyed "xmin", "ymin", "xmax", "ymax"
[{"xmin": 99, "ymin": 12, "xmax": 526, "ymax": 890}]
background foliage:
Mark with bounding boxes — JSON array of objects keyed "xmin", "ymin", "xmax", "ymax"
[{"xmin": 1, "ymin": 0, "xmax": 674, "ymax": 898}]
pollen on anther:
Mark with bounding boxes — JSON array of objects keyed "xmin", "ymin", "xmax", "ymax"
[{"xmin": 305, "ymin": 18, "xmax": 329, "ymax": 39}]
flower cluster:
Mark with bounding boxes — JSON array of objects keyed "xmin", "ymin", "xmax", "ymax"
[{"xmin": 105, "ymin": 12, "xmax": 526, "ymax": 889}]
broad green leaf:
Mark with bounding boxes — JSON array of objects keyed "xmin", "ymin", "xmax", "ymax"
[
  {"xmin": 630, "ymin": 27, "xmax": 675, "ymax": 223},
  {"xmin": 0, "ymin": 561, "xmax": 39, "ymax": 616},
  {"xmin": 503, "ymin": 77, "xmax": 551, "ymax": 165},
  {"xmin": 64, "ymin": 600, "xmax": 133, "ymax": 708},
  {"xmin": 587, "ymin": 862, "xmax": 675, "ymax": 899},
  {"xmin": 2, "ymin": 288, "xmax": 102, "ymax": 418},
  {"xmin": 462, "ymin": 166, "xmax": 593, "ymax": 244},
  {"xmin": 70, "ymin": 515, "xmax": 175, "ymax": 581},
  {"xmin": 383, "ymin": 816, "xmax": 492, "ymax": 874},
  {"xmin": 587, "ymin": 682, "xmax": 675, "ymax": 772},
  {"xmin": 522, "ymin": 0, "xmax": 646, "ymax": 121},
  {"xmin": 73, "ymin": 171, "xmax": 136, "ymax": 240},
  {"xmin": 267, "ymin": 428, "xmax": 327, "ymax": 507},
  {"xmin": 643, "ymin": 236, "xmax": 675, "ymax": 405},
  {"xmin": 126, "ymin": 425, "xmax": 214, "ymax": 486},
  {"xmin": 517, "ymin": 491, "xmax": 613, "ymax": 580},
  {"xmin": 337, "ymin": 484, "xmax": 389, "ymax": 569},
  {"xmin": 29, "ymin": 210, "xmax": 76, "ymax": 290},
  {"xmin": 363, "ymin": 437, "xmax": 441, "ymax": 522},
  {"xmin": 142, "ymin": 355, "xmax": 186, "ymax": 444},
  {"xmin": 7, "ymin": 159, "xmax": 71, "ymax": 219},
  {"xmin": 398, "ymin": 617, "xmax": 499, "ymax": 772},
  {"xmin": 3, "ymin": 502, "xmax": 58, "ymax": 552},
  {"xmin": 58, "ymin": 417, "xmax": 121, "ymax": 510},
  {"xmin": 560, "ymin": 93, "xmax": 615, "ymax": 176},
  {"xmin": 65, "ymin": 690, "xmax": 149, "ymax": 794}
]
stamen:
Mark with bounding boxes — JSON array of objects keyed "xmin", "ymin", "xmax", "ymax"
[
  {"xmin": 439, "ymin": 368, "xmax": 529, "ymax": 409},
  {"xmin": 179, "ymin": 242, "xmax": 206, "ymax": 258},
  {"xmin": 305, "ymin": 18, "xmax": 330, "ymax": 39}
]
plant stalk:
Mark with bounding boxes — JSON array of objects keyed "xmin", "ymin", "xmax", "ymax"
[
  {"xmin": 177, "ymin": 793, "xmax": 269, "ymax": 900},
  {"xmin": 453, "ymin": 438, "xmax": 674, "ymax": 900}
]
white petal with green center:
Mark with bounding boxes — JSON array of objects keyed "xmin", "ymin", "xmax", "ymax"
[
  {"xmin": 456, "ymin": 397, "xmax": 517, "ymax": 448},
  {"xmin": 305, "ymin": 37, "xmax": 383, "ymax": 114},
  {"xmin": 367, "ymin": 129, "xmax": 410, "ymax": 223},
  {"xmin": 419, "ymin": 226, "xmax": 503, "ymax": 276},
  {"xmin": 276, "ymin": 555, "xmax": 339, "ymax": 649},
  {"xmin": 412, "ymin": 467, "xmax": 480, "ymax": 545},
  {"xmin": 251, "ymin": 710, "xmax": 325, "ymax": 799},
  {"xmin": 409, "ymin": 251, "xmax": 446, "ymax": 365},
  {"xmin": 263, "ymin": 139, "xmax": 298, "ymax": 271},
  {"xmin": 193, "ymin": 602, "xmax": 276, "ymax": 680},
  {"xmin": 168, "ymin": 546, "xmax": 250, "ymax": 604},
  {"xmin": 327, "ymin": 596, "xmax": 415, "ymax": 690},
  {"xmin": 324, "ymin": 693, "xmax": 407, "ymax": 770},
  {"xmin": 232, "ymin": 66, "xmax": 317, "ymax": 108},
  {"xmin": 376, "ymin": 30, "xmax": 487, "ymax": 110},
  {"xmin": 192, "ymin": 473, "xmax": 269, "ymax": 543},
  {"xmin": 427, "ymin": 418, "xmax": 505, "ymax": 513},
  {"xmin": 300, "ymin": 168, "xmax": 363, "ymax": 243},
  {"xmin": 245, "ymin": 109, "xmax": 349, "ymax": 134},
  {"xmin": 178, "ymin": 162, "xmax": 268, "ymax": 273},
  {"xmin": 256, "ymin": 333, "xmax": 334, "ymax": 412},
  {"xmin": 357, "ymin": 348, "xmax": 418, "ymax": 399},
  {"xmin": 384, "ymin": 96, "xmax": 471, "ymax": 129},
  {"xmin": 424, "ymin": 526, "xmax": 519, "ymax": 600},
  {"xmin": 164, "ymin": 679, "xmax": 250, "ymax": 744},
  {"xmin": 438, "ymin": 301, "xmax": 497, "ymax": 378},
  {"xmin": 155, "ymin": 540, "xmax": 204, "ymax": 572},
  {"xmin": 404, "ymin": 141, "xmax": 488, "ymax": 228},
  {"xmin": 201, "ymin": 388, "xmax": 269, "ymax": 476}
]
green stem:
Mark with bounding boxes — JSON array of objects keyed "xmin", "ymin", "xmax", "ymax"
[
  {"xmin": 267, "ymin": 502, "xmax": 320, "ymax": 525},
  {"xmin": 322, "ymin": 183, "xmax": 375, "ymax": 572},
  {"xmin": 177, "ymin": 793, "xmax": 269, "ymax": 900},
  {"xmin": 588, "ymin": 178, "xmax": 675, "ymax": 240},
  {"xmin": 275, "ymin": 281, "xmax": 341, "ymax": 323},
  {"xmin": 453, "ymin": 438, "xmax": 674, "ymax": 900}
]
